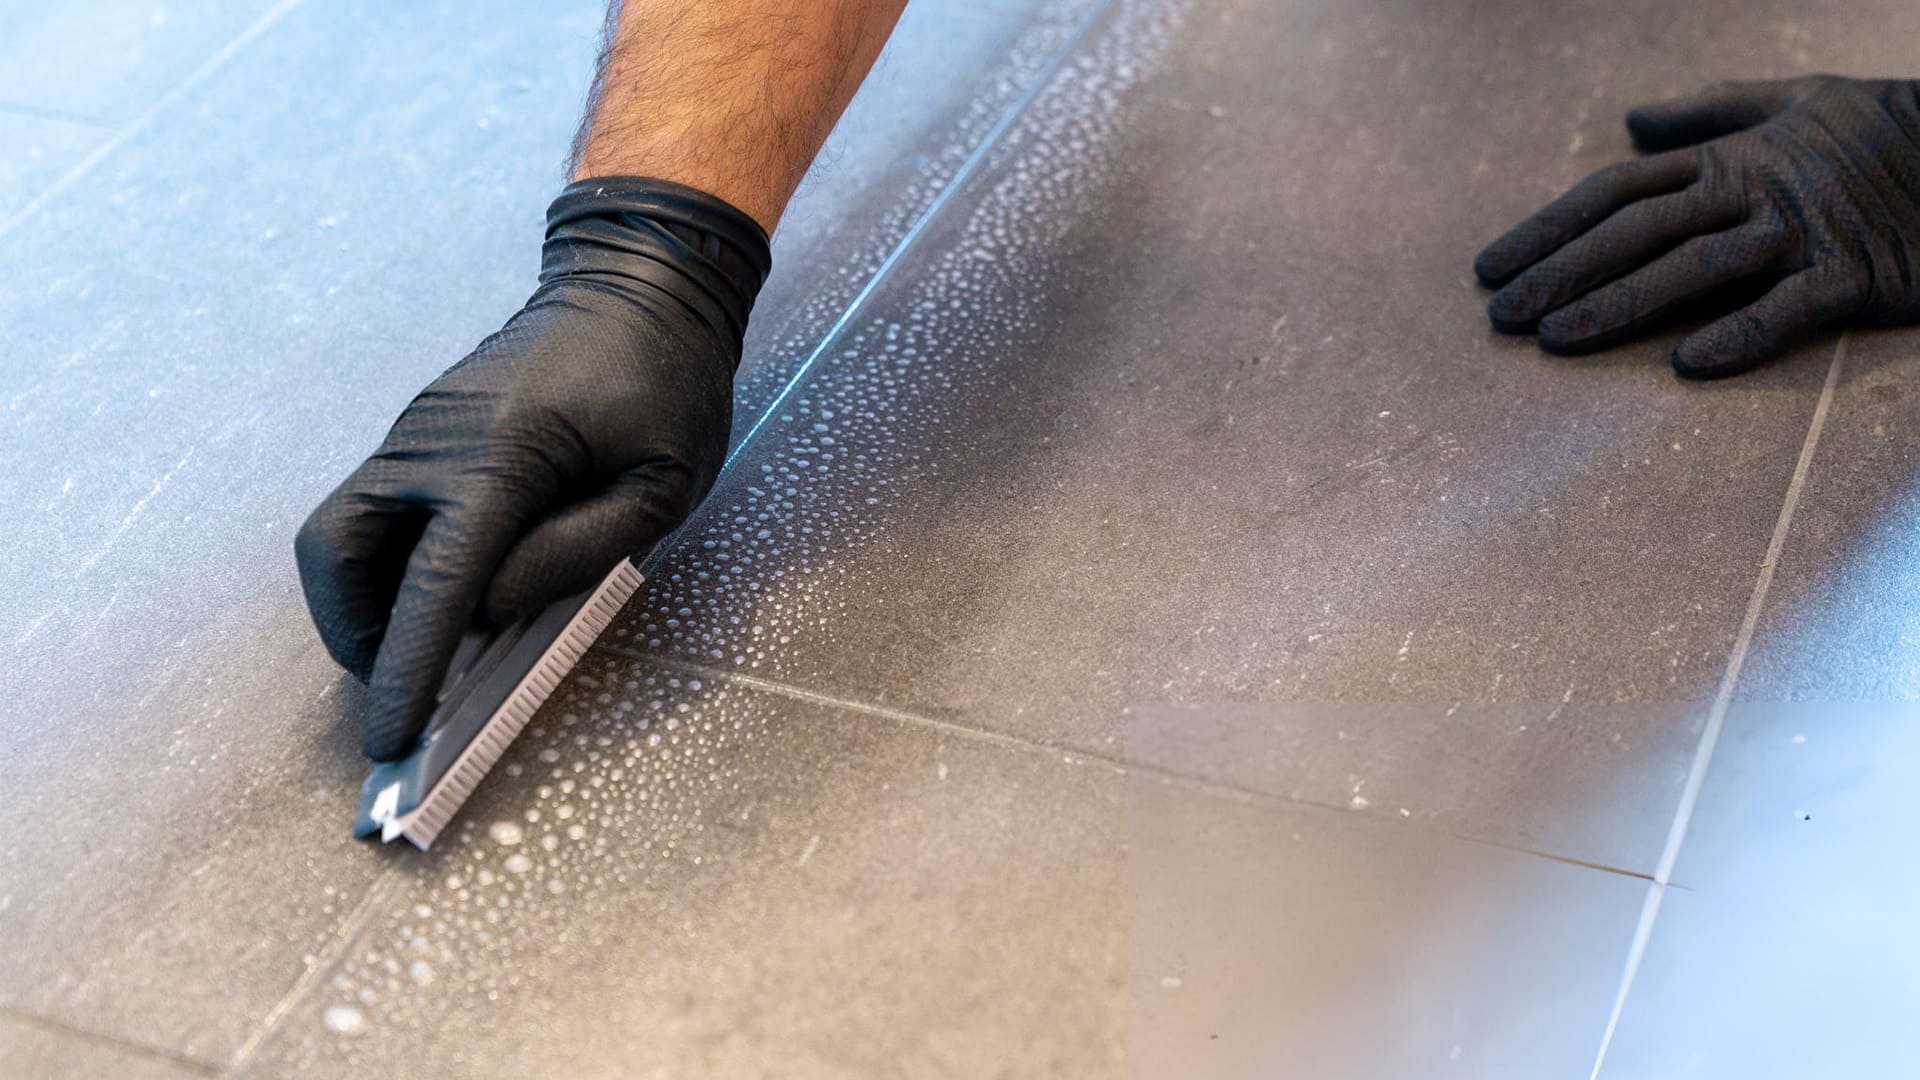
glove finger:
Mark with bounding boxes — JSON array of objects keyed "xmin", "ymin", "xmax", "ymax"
[
  {"xmin": 294, "ymin": 479, "xmax": 430, "ymax": 681},
  {"xmin": 1486, "ymin": 184, "xmax": 1740, "ymax": 333},
  {"xmin": 481, "ymin": 467, "xmax": 693, "ymax": 627},
  {"xmin": 1672, "ymin": 264, "xmax": 1864, "ymax": 379},
  {"xmin": 1537, "ymin": 214, "xmax": 1797, "ymax": 355},
  {"xmin": 1626, "ymin": 79, "xmax": 1805, "ymax": 152},
  {"xmin": 362, "ymin": 496, "xmax": 531, "ymax": 760},
  {"xmin": 1474, "ymin": 150, "xmax": 1699, "ymax": 287}
]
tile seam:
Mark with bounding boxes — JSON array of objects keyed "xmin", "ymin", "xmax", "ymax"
[
  {"xmin": 222, "ymin": 868, "xmax": 402, "ymax": 1077},
  {"xmin": 603, "ymin": 645, "xmax": 1664, "ymax": 884},
  {"xmin": 0, "ymin": 1005, "xmax": 219, "ymax": 1076},
  {"xmin": 1585, "ymin": 333, "xmax": 1850, "ymax": 1079},
  {"xmin": 641, "ymin": 0, "xmax": 1123, "ymax": 578}
]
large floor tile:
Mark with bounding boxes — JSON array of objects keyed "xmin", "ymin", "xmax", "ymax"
[
  {"xmin": 733, "ymin": 0, "xmax": 1098, "ymax": 429},
  {"xmin": 1596, "ymin": 704, "xmax": 1920, "ymax": 1078},
  {"xmin": 0, "ymin": 0, "xmax": 1075, "ymax": 1062},
  {"xmin": 0, "ymin": 1013, "xmax": 207, "ymax": 1079},
  {"xmin": 233, "ymin": 651, "xmax": 1643, "ymax": 1079},
  {"xmin": 602, "ymin": 0, "xmax": 1898, "ymax": 871}
]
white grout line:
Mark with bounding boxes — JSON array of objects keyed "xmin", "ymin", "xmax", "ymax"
[
  {"xmin": 0, "ymin": 0, "xmax": 308, "ymax": 245},
  {"xmin": 623, "ymin": 648, "xmax": 1665, "ymax": 882},
  {"xmin": 224, "ymin": 868, "xmax": 401, "ymax": 1077},
  {"xmin": 706, "ymin": 0, "xmax": 1120, "ymax": 483},
  {"xmin": 1586, "ymin": 334, "xmax": 1849, "ymax": 1080}
]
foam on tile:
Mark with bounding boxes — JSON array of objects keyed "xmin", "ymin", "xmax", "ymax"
[{"xmin": 304, "ymin": 0, "xmax": 1190, "ymax": 1051}]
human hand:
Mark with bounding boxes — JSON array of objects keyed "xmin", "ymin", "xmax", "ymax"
[
  {"xmin": 1477, "ymin": 76, "xmax": 1920, "ymax": 376},
  {"xmin": 296, "ymin": 178, "xmax": 769, "ymax": 759}
]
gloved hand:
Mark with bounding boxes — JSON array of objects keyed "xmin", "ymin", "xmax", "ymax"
[
  {"xmin": 1475, "ymin": 76, "xmax": 1920, "ymax": 377},
  {"xmin": 296, "ymin": 177, "xmax": 770, "ymax": 760}
]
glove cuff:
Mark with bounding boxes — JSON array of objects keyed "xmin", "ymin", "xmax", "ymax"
[{"xmin": 542, "ymin": 176, "xmax": 774, "ymax": 349}]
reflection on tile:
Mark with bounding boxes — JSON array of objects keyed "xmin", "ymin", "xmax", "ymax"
[
  {"xmin": 1128, "ymin": 703, "xmax": 1697, "ymax": 873},
  {"xmin": 1598, "ymin": 705, "xmax": 1920, "ymax": 1078},
  {"xmin": 0, "ymin": 1013, "xmax": 207, "ymax": 1080},
  {"xmin": 0, "ymin": 0, "xmax": 1073, "ymax": 1063},
  {"xmin": 236, "ymin": 653, "xmax": 1127, "ymax": 1078},
  {"xmin": 1125, "ymin": 772, "xmax": 1646, "ymax": 1079}
]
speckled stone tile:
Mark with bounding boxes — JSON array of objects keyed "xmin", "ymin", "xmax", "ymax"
[
  {"xmin": 599, "ymin": 0, "xmax": 1920, "ymax": 873},
  {"xmin": 234, "ymin": 651, "xmax": 1645, "ymax": 1080},
  {"xmin": 0, "ymin": 1014, "xmax": 208, "ymax": 1080},
  {"xmin": 0, "ymin": 0, "xmax": 1075, "ymax": 1063},
  {"xmin": 1596, "ymin": 704, "xmax": 1920, "ymax": 1079}
]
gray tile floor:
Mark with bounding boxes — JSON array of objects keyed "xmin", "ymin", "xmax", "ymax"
[{"xmin": 2, "ymin": 0, "xmax": 1915, "ymax": 1076}]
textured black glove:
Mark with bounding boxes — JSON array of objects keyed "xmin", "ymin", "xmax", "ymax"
[
  {"xmin": 297, "ymin": 177, "xmax": 770, "ymax": 760},
  {"xmin": 1476, "ymin": 76, "xmax": 1920, "ymax": 377}
]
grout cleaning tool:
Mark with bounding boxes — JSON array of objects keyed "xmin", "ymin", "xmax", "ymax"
[{"xmin": 352, "ymin": 555, "xmax": 648, "ymax": 849}]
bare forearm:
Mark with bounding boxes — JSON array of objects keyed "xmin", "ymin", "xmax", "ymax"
[{"xmin": 569, "ymin": 0, "xmax": 909, "ymax": 231}]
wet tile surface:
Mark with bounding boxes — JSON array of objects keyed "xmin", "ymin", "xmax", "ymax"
[
  {"xmin": 235, "ymin": 654, "xmax": 1129, "ymax": 1078},
  {"xmin": 4, "ymin": 0, "xmax": 1919, "ymax": 1074},
  {"xmin": 0, "ymin": 0, "xmax": 1076, "ymax": 1063},
  {"xmin": 605, "ymin": 0, "xmax": 1920, "ymax": 873},
  {"xmin": 1597, "ymin": 705, "xmax": 1920, "ymax": 1079},
  {"xmin": 236, "ymin": 652, "xmax": 1643, "ymax": 1080}
]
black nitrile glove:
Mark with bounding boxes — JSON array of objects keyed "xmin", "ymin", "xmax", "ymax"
[
  {"xmin": 296, "ymin": 177, "xmax": 769, "ymax": 760},
  {"xmin": 1476, "ymin": 76, "xmax": 1920, "ymax": 377}
]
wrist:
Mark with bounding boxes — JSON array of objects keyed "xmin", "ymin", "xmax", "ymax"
[{"xmin": 540, "ymin": 177, "xmax": 772, "ymax": 345}]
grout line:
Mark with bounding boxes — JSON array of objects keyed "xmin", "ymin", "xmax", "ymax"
[
  {"xmin": 641, "ymin": 0, "xmax": 1116, "ymax": 579},
  {"xmin": 0, "ymin": 0, "xmax": 308, "ymax": 245},
  {"xmin": 607, "ymin": 647, "xmax": 1664, "ymax": 885},
  {"xmin": 223, "ymin": 868, "xmax": 401, "ymax": 1077},
  {"xmin": 0, "ymin": 1005, "xmax": 220, "ymax": 1076},
  {"xmin": 697, "ymin": 0, "xmax": 1119, "ymax": 484},
  {"xmin": 1586, "ymin": 334, "xmax": 1849, "ymax": 1080}
]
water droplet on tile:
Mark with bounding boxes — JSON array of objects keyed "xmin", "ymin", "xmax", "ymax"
[{"xmin": 322, "ymin": 1004, "xmax": 365, "ymax": 1035}]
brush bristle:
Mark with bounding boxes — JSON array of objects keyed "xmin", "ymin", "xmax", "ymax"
[{"xmin": 397, "ymin": 560, "xmax": 646, "ymax": 849}]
